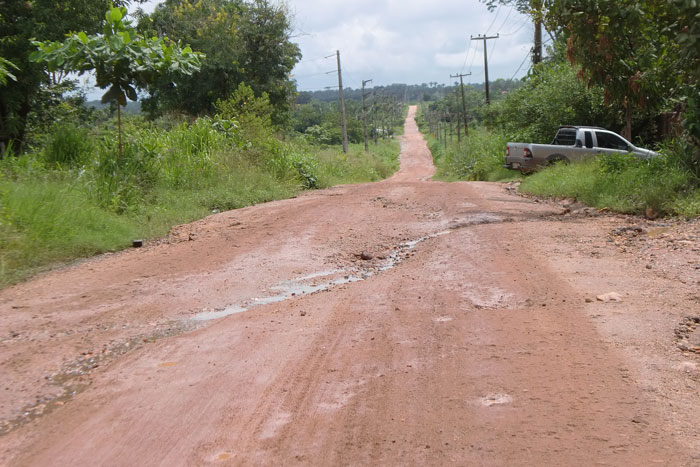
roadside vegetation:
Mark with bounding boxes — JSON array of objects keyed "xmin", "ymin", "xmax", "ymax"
[
  {"xmin": 0, "ymin": 2, "xmax": 403, "ymax": 288},
  {"xmin": 0, "ymin": 89, "xmax": 401, "ymax": 287},
  {"xmin": 418, "ymin": 1, "xmax": 699, "ymax": 218}
]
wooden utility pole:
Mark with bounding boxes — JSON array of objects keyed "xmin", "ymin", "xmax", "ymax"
[
  {"xmin": 361, "ymin": 79, "xmax": 372, "ymax": 153},
  {"xmin": 336, "ymin": 51, "xmax": 348, "ymax": 153},
  {"xmin": 371, "ymin": 91, "xmax": 378, "ymax": 145},
  {"xmin": 450, "ymin": 72, "xmax": 471, "ymax": 136},
  {"xmin": 532, "ymin": 0, "xmax": 544, "ymax": 65},
  {"xmin": 470, "ymin": 34, "xmax": 499, "ymax": 105},
  {"xmin": 327, "ymin": 51, "xmax": 348, "ymax": 153}
]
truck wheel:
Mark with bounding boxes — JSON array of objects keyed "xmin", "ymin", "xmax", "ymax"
[{"xmin": 547, "ymin": 154, "xmax": 569, "ymax": 166}]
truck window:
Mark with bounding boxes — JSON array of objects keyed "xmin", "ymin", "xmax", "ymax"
[
  {"xmin": 553, "ymin": 129, "xmax": 577, "ymax": 146},
  {"xmin": 595, "ymin": 132, "xmax": 629, "ymax": 151},
  {"xmin": 584, "ymin": 131, "xmax": 593, "ymax": 148}
]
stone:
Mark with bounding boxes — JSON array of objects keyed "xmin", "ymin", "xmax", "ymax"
[{"xmin": 596, "ymin": 292, "xmax": 623, "ymax": 302}]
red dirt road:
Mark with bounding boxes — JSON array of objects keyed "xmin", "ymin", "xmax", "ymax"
[{"xmin": 1, "ymin": 107, "xmax": 699, "ymax": 466}]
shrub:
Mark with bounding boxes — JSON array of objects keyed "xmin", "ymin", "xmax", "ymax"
[
  {"xmin": 44, "ymin": 123, "xmax": 93, "ymax": 167},
  {"xmin": 430, "ymin": 127, "xmax": 515, "ymax": 182}
]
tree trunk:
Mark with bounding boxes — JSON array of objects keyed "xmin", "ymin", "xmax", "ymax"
[
  {"xmin": 13, "ymin": 95, "xmax": 32, "ymax": 156},
  {"xmin": 622, "ymin": 99, "xmax": 632, "ymax": 141}
]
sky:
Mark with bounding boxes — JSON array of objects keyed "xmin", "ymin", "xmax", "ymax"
[
  {"xmin": 286, "ymin": 0, "xmax": 536, "ymax": 91},
  {"xmin": 83, "ymin": 0, "xmax": 537, "ymax": 98}
]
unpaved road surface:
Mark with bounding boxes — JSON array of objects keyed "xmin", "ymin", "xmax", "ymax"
[{"xmin": 1, "ymin": 107, "xmax": 699, "ymax": 466}]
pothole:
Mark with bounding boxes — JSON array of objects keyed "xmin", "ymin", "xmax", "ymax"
[
  {"xmin": 0, "ymin": 214, "xmax": 518, "ymax": 434},
  {"xmin": 191, "ymin": 231, "xmax": 451, "ymax": 322}
]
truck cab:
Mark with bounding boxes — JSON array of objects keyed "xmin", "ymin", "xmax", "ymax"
[{"xmin": 504, "ymin": 126, "xmax": 657, "ymax": 172}]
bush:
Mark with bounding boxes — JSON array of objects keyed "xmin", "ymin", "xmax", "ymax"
[
  {"xmin": 484, "ymin": 59, "xmax": 618, "ymax": 144},
  {"xmin": 85, "ymin": 133, "xmax": 163, "ymax": 213},
  {"xmin": 429, "ymin": 127, "xmax": 516, "ymax": 182},
  {"xmin": 520, "ymin": 143, "xmax": 699, "ymax": 217},
  {"xmin": 44, "ymin": 123, "xmax": 93, "ymax": 167},
  {"xmin": 1, "ymin": 105, "xmax": 401, "ymax": 287}
]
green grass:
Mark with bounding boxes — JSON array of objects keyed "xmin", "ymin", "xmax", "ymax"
[
  {"xmin": 519, "ymin": 154, "xmax": 700, "ymax": 217},
  {"xmin": 415, "ymin": 106, "xmax": 699, "ymax": 218},
  {"xmin": 0, "ymin": 179, "xmax": 138, "ymax": 284},
  {"xmin": 0, "ymin": 119, "xmax": 400, "ymax": 288},
  {"xmin": 423, "ymin": 125, "xmax": 519, "ymax": 182},
  {"xmin": 315, "ymin": 139, "xmax": 400, "ymax": 187}
]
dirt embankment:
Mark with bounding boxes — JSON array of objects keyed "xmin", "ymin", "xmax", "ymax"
[{"xmin": 0, "ymin": 106, "xmax": 698, "ymax": 466}]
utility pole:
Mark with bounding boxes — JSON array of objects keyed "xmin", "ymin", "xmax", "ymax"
[
  {"xmin": 450, "ymin": 72, "xmax": 471, "ymax": 136},
  {"xmin": 362, "ymin": 79, "xmax": 372, "ymax": 153},
  {"xmin": 326, "ymin": 51, "xmax": 348, "ymax": 152},
  {"xmin": 532, "ymin": 0, "xmax": 544, "ymax": 65},
  {"xmin": 371, "ymin": 91, "xmax": 378, "ymax": 145},
  {"xmin": 470, "ymin": 34, "xmax": 499, "ymax": 105}
]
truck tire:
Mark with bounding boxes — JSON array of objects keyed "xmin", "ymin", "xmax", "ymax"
[{"xmin": 546, "ymin": 154, "xmax": 569, "ymax": 166}]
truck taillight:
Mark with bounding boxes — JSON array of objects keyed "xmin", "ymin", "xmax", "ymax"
[
  {"xmin": 506, "ymin": 146, "xmax": 510, "ymax": 156},
  {"xmin": 523, "ymin": 148, "xmax": 533, "ymax": 158}
]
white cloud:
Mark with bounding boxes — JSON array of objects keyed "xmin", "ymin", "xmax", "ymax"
[
  {"xmin": 289, "ymin": 0, "xmax": 535, "ymax": 91},
  {"xmin": 114, "ymin": 0, "xmax": 536, "ymax": 97}
]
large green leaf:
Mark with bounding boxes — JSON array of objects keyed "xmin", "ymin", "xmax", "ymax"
[
  {"xmin": 101, "ymin": 84, "xmax": 122, "ymax": 104},
  {"xmin": 109, "ymin": 7, "xmax": 124, "ymax": 23},
  {"xmin": 124, "ymin": 84, "xmax": 137, "ymax": 101}
]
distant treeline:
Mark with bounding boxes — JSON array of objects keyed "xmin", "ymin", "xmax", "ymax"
[
  {"xmin": 297, "ymin": 79, "xmax": 523, "ymax": 104},
  {"xmin": 86, "ymin": 100, "xmax": 141, "ymax": 115}
]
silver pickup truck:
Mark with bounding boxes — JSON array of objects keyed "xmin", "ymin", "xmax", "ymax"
[{"xmin": 504, "ymin": 126, "xmax": 657, "ymax": 172}]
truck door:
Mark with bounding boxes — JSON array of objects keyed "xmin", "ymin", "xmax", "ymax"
[{"xmin": 595, "ymin": 131, "xmax": 631, "ymax": 157}]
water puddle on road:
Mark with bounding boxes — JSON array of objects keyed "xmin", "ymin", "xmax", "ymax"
[
  {"xmin": 191, "ymin": 231, "xmax": 452, "ymax": 322},
  {"xmin": 0, "ymin": 213, "xmax": 508, "ymax": 436}
]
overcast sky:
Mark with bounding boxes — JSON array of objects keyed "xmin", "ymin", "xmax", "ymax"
[
  {"xmin": 92, "ymin": 0, "xmax": 535, "ymax": 98},
  {"xmin": 287, "ymin": 0, "xmax": 535, "ymax": 91}
]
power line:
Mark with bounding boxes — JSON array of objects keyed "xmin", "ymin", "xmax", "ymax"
[
  {"xmin": 297, "ymin": 55, "xmax": 333, "ymax": 65},
  {"xmin": 489, "ymin": 33, "xmax": 498, "ymax": 61},
  {"xmin": 291, "ymin": 71, "xmax": 337, "ymax": 79},
  {"xmin": 510, "ymin": 49, "xmax": 531, "ymax": 80},
  {"xmin": 495, "ymin": 6, "xmax": 514, "ymax": 35},
  {"xmin": 484, "ymin": 5, "xmax": 502, "ymax": 36},
  {"xmin": 500, "ymin": 18, "xmax": 531, "ymax": 37},
  {"xmin": 461, "ymin": 42, "xmax": 474, "ymax": 74},
  {"xmin": 468, "ymin": 39, "xmax": 479, "ymax": 74}
]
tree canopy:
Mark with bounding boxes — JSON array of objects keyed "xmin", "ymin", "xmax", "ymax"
[
  {"xmin": 544, "ymin": 0, "xmax": 696, "ymax": 141},
  {"xmin": 138, "ymin": 0, "xmax": 301, "ymax": 125},
  {"xmin": 0, "ymin": 0, "xmax": 144, "ymax": 153},
  {"xmin": 31, "ymin": 6, "xmax": 203, "ymax": 158}
]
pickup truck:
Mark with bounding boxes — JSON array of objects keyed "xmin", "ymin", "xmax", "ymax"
[{"xmin": 504, "ymin": 126, "xmax": 658, "ymax": 172}]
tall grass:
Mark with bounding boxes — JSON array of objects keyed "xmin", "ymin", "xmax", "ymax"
[
  {"xmin": 426, "ymin": 126, "xmax": 518, "ymax": 182},
  {"xmin": 520, "ymin": 150, "xmax": 700, "ymax": 217},
  {"xmin": 0, "ymin": 115, "xmax": 400, "ymax": 288},
  {"xmin": 315, "ymin": 140, "xmax": 400, "ymax": 187},
  {"xmin": 416, "ymin": 105, "xmax": 698, "ymax": 217}
]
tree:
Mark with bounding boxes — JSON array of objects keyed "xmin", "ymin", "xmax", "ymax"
[
  {"xmin": 544, "ymin": 0, "xmax": 683, "ymax": 140},
  {"xmin": 0, "ymin": 0, "xmax": 144, "ymax": 155},
  {"xmin": 0, "ymin": 57, "xmax": 18, "ymax": 86},
  {"xmin": 31, "ymin": 6, "xmax": 203, "ymax": 158},
  {"xmin": 139, "ymin": 0, "xmax": 301, "ymax": 125}
]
